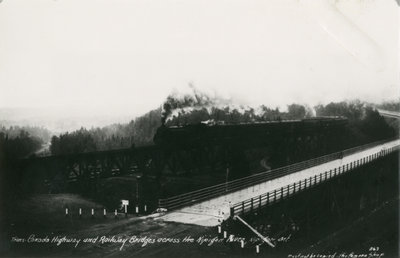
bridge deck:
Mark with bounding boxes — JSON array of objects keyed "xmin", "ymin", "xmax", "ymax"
[{"xmin": 158, "ymin": 139, "xmax": 400, "ymax": 227}]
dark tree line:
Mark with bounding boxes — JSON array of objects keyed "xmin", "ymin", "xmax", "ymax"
[
  {"xmin": 377, "ymin": 99, "xmax": 400, "ymax": 112},
  {"xmin": 0, "ymin": 125, "xmax": 51, "ymax": 143},
  {"xmin": 0, "ymin": 125, "xmax": 51, "ymax": 159},
  {"xmin": 315, "ymin": 101, "xmax": 396, "ymax": 143},
  {"xmin": 49, "ymin": 108, "xmax": 162, "ymax": 155},
  {"xmin": 0, "ymin": 130, "xmax": 43, "ymax": 159}
]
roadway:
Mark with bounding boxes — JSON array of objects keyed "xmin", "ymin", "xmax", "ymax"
[{"xmin": 158, "ymin": 139, "xmax": 400, "ymax": 227}]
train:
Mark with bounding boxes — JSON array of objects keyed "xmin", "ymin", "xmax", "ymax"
[{"xmin": 153, "ymin": 116, "xmax": 348, "ymax": 150}]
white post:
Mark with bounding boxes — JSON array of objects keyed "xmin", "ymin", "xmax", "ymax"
[
  {"xmin": 65, "ymin": 208, "xmax": 68, "ymax": 216},
  {"xmin": 241, "ymin": 240, "xmax": 244, "ymax": 248},
  {"xmin": 136, "ymin": 206, "xmax": 139, "ymax": 214},
  {"xmin": 114, "ymin": 209, "xmax": 117, "ymax": 218},
  {"xmin": 144, "ymin": 205, "xmax": 147, "ymax": 213},
  {"xmin": 103, "ymin": 208, "xmax": 106, "ymax": 217},
  {"xmin": 256, "ymin": 245, "xmax": 260, "ymax": 254},
  {"xmin": 223, "ymin": 231, "xmax": 227, "ymax": 238},
  {"xmin": 79, "ymin": 208, "xmax": 82, "ymax": 218},
  {"xmin": 229, "ymin": 234, "xmax": 233, "ymax": 242},
  {"xmin": 91, "ymin": 208, "xmax": 94, "ymax": 218}
]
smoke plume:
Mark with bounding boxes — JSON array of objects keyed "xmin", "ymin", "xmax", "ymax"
[
  {"xmin": 160, "ymin": 83, "xmax": 317, "ymax": 126},
  {"xmin": 161, "ymin": 83, "xmax": 231, "ymax": 124}
]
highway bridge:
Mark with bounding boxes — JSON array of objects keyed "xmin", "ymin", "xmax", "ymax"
[{"xmin": 158, "ymin": 138, "xmax": 399, "ymax": 227}]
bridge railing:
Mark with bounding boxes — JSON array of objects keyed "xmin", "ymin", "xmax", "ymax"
[
  {"xmin": 230, "ymin": 144, "xmax": 399, "ymax": 217},
  {"xmin": 158, "ymin": 138, "xmax": 397, "ymax": 211}
]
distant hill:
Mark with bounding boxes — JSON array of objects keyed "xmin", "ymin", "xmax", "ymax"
[{"xmin": 0, "ymin": 107, "xmax": 139, "ymax": 134}]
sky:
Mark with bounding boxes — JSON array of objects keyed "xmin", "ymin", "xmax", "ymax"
[{"xmin": 0, "ymin": 0, "xmax": 398, "ymax": 129}]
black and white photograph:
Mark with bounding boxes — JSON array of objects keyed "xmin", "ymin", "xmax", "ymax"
[{"xmin": 0, "ymin": 0, "xmax": 399, "ymax": 257}]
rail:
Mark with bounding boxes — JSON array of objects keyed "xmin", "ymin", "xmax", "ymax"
[
  {"xmin": 158, "ymin": 138, "xmax": 397, "ymax": 210},
  {"xmin": 230, "ymin": 144, "xmax": 399, "ymax": 217}
]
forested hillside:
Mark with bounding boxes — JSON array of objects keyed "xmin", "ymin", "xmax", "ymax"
[
  {"xmin": 0, "ymin": 126, "xmax": 51, "ymax": 159},
  {"xmin": 49, "ymin": 108, "xmax": 162, "ymax": 155},
  {"xmin": 47, "ymin": 100, "xmax": 396, "ymax": 155}
]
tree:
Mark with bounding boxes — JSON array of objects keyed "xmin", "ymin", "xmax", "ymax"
[{"xmin": 287, "ymin": 104, "xmax": 306, "ymax": 119}]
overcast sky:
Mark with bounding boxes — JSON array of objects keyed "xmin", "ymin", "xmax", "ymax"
[{"xmin": 0, "ymin": 0, "xmax": 398, "ymax": 125}]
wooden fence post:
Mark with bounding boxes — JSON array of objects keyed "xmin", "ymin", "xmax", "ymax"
[{"xmin": 287, "ymin": 185, "xmax": 290, "ymax": 196}]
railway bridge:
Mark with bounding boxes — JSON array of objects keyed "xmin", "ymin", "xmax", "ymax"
[{"xmin": 158, "ymin": 138, "xmax": 400, "ymax": 227}]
